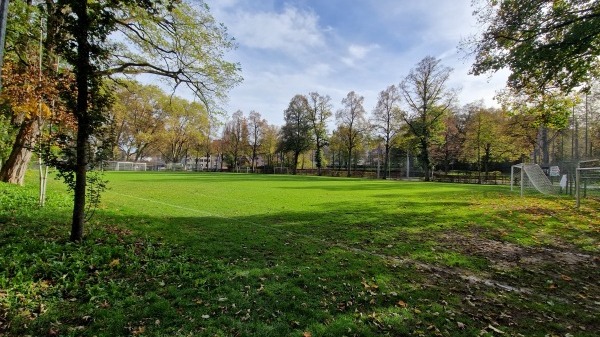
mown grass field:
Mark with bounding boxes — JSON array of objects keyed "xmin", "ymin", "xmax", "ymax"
[{"xmin": 1, "ymin": 171, "xmax": 599, "ymax": 336}]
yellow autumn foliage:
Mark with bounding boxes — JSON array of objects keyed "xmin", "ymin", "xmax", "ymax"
[{"xmin": 12, "ymin": 100, "xmax": 52, "ymax": 120}]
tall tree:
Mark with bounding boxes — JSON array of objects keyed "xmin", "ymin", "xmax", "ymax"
[
  {"xmin": 329, "ymin": 126, "xmax": 346, "ymax": 171},
  {"xmin": 462, "ymin": 104, "xmax": 515, "ymax": 182},
  {"xmin": 0, "ymin": 1, "xmax": 69, "ymax": 185},
  {"xmin": 307, "ymin": 92, "xmax": 332, "ymax": 176},
  {"xmin": 261, "ymin": 124, "xmax": 280, "ymax": 170},
  {"xmin": 199, "ymin": 114, "xmax": 219, "ymax": 171},
  {"xmin": 50, "ymin": 0, "xmax": 241, "ymax": 241},
  {"xmin": 431, "ymin": 110, "xmax": 464, "ymax": 174},
  {"xmin": 336, "ymin": 91, "xmax": 367, "ymax": 177},
  {"xmin": 400, "ymin": 56, "xmax": 456, "ymax": 181},
  {"xmin": 467, "ymin": 0, "xmax": 600, "ymax": 93},
  {"xmin": 0, "ymin": 60, "xmax": 69, "ymax": 184},
  {"xmin": 371, "ymin": 85, "xmax": 402, "ymax": 179},
  {"xmin": 247, "ymin": 110, "xmax": 266, "ymax": 172},
  {"xmin": 109, "ymin": 81, "xmax": 166, "ymax": 161},
  {"xmin": 222, "ymin": 110, "xmax": 248, "ymax": 171},
  {"xmin": 497, "ymin": 89, "xmax": 575, "ymax": 164},
  {"xmin": 280, "ymin": 94, "xmax": 311, "ymax": 175},
  {"xmin": 157, "ymin": 98, "xmax": 207, "ymax": 164}
]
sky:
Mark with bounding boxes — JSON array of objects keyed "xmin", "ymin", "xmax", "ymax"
[{"xmin": 207, "ymin": 0, "xmax": 510, "ymax": 126}]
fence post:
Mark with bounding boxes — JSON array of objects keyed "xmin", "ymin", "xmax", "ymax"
[
  {"xmin": 575, "ymin": 168, "xmax": 580, "ymax": 208},
  {"xmin": 520, "ymin": 165, "xmax": 524, "ymax": 197}
]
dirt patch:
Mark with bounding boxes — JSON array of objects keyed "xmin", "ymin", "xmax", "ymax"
[{"xmin": 440, "ymin": 232, "xmax": 596, "ymax": 270}]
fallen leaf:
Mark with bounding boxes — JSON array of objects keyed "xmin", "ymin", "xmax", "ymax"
[
  {"xmin": 108, "ymin": 259, "xmax": 120, "ymax": 267},
  {"xmin": 488, "ymin": 324, "xmax": 505, "ymax": 334},
  {"xmin": 303, "ymin": 332, "xmax": 312, "ymax": 337},
  {"xmin": 132, "ymin": 326, "xmax": 145, "ymax": 336},
  {"xmin": 397, "ymin": 300, "xmax": 408, "ymax": 308}
]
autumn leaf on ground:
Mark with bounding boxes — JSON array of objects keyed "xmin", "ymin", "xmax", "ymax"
[
  {"xmin": 132, "ymin": 326, "xmax": 145, "ymax": 335},
  {"xmin": 488, "ymin": 324, "xmax": 505, "ymax": 334}
]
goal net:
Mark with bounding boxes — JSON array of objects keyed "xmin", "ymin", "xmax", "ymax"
[
  {"xmin": 105, "ymin": 161, "xmax": 147, "ymax": 171},
  {"xmin": 511, "ymin": 163, "xmax": 558, "ymax": 196}
]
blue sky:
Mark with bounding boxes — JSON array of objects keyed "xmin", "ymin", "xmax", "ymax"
[{"xmin": 208, "ymin": 0, "xmax": 509, "ymax": 126}]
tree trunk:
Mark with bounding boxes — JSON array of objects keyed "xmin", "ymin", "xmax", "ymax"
[
  {"xmin": 540, "ymin": 126, "xmax": 549, "ymax": 165},
  {"xmin": 70, "ymin": 0, "xmax": 90, "ymax": 242},
  {"xmin": 71, "ymin": 118, "xmax": 88, "ymax": 241},
  {"xmin": 420, "ymin": 138, "xmax": 431, "ymax": 182},
  {"xmin": 383, "ymin": 143, "xmax": 390, "ymax": 180},
  {"xmin": 315, "ymin": 146, "xmax": 322, "ymax": 176},
  {"xmin": 484, "ymin": 144, "xmax": 491, "ymax": 182},
  {"xmin": 347, "ymin": 148, "xmax": 352, "ymax": 177},
  {"xmin": 292, "ymin": 151, "xmax": 299, "ymax": 175},
  {"xmin": 0, "ymin": 119, "xmax": 39, "ymax": 185},
  {"xmin": 251, "ymin": 146, "xmax": 256, "ymax": 172}
]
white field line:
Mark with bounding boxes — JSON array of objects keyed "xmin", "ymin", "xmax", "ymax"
[
  {"xmin": 111, "ymin": 191, "xmax": 533, "ymax": 294},
  {"xmin": 111, "ymin": 191, "xmax": 217, "ymax": 217},
  {"xmin": 110, "ymin": 191, "xmax": 327, "ymax": 237}
]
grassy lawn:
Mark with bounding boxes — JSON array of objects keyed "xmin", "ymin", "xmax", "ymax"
[{"xmin": 1, "ymin": 171, "xmax": 598, "ymax": 336}]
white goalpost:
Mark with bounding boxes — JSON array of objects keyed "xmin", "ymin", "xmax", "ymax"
[
  {"xmin": 105, "ymin": 161, "xmax": 147, "ymax": 171},
  {"xmin": 511, "ymin": 163, "xmax": 558, "ymax": 196}
]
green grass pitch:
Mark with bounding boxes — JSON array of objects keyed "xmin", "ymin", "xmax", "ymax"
[{"xmin": 1, "ymin": 172, "xmax": 598, "ymax": 336}]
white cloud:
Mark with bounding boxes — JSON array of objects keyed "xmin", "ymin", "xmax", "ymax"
[
  {"xmin": 349, "ymin": 44, "xmax": 371, "ymax": 59},
  {"xmin": 207, "ymin": 0, "xmax": 509, "ymax": 126},
  {"xmin": 226, "ymin": 6, "xmax": 325, "ymax": 56},
  {"xmin": 341, "ymin": 43, "xmax": 380, "ymax": 67}
]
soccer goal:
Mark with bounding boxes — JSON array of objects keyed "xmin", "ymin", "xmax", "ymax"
[
  {"xmin": 511, "ymin": 163, "xmax": 558, "ymax": 196},
  {"xmin": 575, "ymin": 160, "xmax": 600, "ymax": 207},
  {"xmin": 105, "ymin": 161, "xmax": 147, "ymax": 171}
]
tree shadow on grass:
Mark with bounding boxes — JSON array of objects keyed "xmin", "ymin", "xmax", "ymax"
[
  {"xmin": 95, "ymin": 198, "xmax": 599, "ymax": 332},
  {"xmin": 2, "ymin": 186, "xmax": 599, "ymax": 337}
]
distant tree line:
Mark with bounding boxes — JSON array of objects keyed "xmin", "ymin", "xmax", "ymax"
[{"xmin": 95, "ymin": 55, "xmax": 600, "ymax": 183}]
